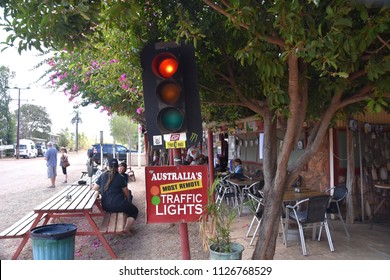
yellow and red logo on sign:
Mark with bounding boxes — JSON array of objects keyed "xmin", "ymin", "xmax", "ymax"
[{"xmin": 145, "ymin": 165, "xmax": 208, "ymax": 223}]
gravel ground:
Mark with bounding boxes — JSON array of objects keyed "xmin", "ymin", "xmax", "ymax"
[{"xmin": 0, "ymin": 155, "xmax": 209, "ymax": 260}]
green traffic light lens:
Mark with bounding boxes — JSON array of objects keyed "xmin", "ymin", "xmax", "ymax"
[{"xmin": 158, "ymin": 107, "xmax": 184, "ymax": 132}]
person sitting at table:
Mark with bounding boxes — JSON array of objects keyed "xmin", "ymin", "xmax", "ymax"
[
  {"xmin": 118, "ymin": 161, "xmax": 129, "ymax": 185},
  {"xmin": 230, "ymin": 158, "xmax": 244, "ymax": 179},
  {"xmin": 216, "ymin": 156, "xmax": 228, "ymax": 172},
  {"xmin": 119, "ymin": 161, "xmax": 135, "ymax": 202},
  {"xmin": 92, "ymin": 158, "xmax": 138, "ymax": 235}
]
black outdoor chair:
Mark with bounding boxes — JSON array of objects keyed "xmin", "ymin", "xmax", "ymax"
[
  {"xmin": 215, "ymin": 175, "xmax": 240, "ymax": 209},
  {"xmin": 245, "ymin": 185, "xmax": 265, "ymax": 245},
  {"xmin": 285, "ymin": 195, "xmax": 334, "ymax": 256},
  {"xmin": 324, "ymin": 186, "xmax": 350, "ymax": 237}
]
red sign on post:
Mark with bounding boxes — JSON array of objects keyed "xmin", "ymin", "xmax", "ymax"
[{"xmin": 145, "ymin": 165, "xmax": 209, "ymax": 223}]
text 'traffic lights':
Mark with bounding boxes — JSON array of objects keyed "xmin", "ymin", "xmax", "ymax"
[{"xmin": 140, "ymin": 42, "xmax": 202, "ymax": 148}]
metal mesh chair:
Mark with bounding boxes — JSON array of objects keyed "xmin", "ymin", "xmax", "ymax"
[
  {"xmin": 245, "ymin": 188, "xmax": 265, "ymax": 245},
  {"xmin": 215, "ymin": 175, "xmax": 240, "ymax": 209},
  {"xmin": 324, "ymin": 186, "xmax": 350, "ymax": 237},
  {"xmin": 285, "ymin": 195, "xmax": 334, "ymax": 256}
]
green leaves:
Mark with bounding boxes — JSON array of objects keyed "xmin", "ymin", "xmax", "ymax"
[
  {"xmin": 2, "ymin": 0, "xmax": 389, "ymax": 128},
  {"xmin": 367, "ymin": 98, "xmax": 388, "ymax": 113}
]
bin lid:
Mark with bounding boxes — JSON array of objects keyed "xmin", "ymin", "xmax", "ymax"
[{"xmin": 30, "ymin": 223, "xmax": 77, "ymax": 240}]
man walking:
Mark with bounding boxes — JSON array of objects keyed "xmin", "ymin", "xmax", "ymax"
[{"xmin": 45, "ymin": 142, "xmax": 57, "ymax": 188}]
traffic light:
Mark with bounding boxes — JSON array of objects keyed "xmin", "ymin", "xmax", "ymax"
[
  {"xmin": 140, "ymin": 41, "xmax": 202, "ymax": 148},
  {"xmin": 154, "ymin": 52, "xmax": 184, "ymax": 133}
]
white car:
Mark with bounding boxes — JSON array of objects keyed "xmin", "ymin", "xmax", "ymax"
[{"xmin": 15, "ymin": 139, "xmax": 38, "ymax": 158}]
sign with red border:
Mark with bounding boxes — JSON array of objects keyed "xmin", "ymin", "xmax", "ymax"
[{"xmin": 145, "ymin": 165, "xmax": 209, "ymax": 223}]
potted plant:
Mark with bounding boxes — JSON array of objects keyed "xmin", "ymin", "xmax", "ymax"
[{"xmin": 200, "ymin": 177, "xmax": 245, "ymax": 260}]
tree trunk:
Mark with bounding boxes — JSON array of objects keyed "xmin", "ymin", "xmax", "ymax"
[
  {"xmin": 75, "ymin": 121, "xmax": 79, "ymax": 152},
  {"xmin": 252, "ymin": 109, "xmax": 282, "ymax": 259},
  {"xmin": 252, "ymin": 54, "xmax": 304, "ymax": 259}
]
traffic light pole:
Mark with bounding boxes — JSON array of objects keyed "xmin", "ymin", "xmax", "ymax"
[
  {"xmin": 172, "ymin": 148, "xmax": 191, "ymax": 260},
  {"xmin": 141, "ymin": 42, "xmax": 201, "ymax": 260}
]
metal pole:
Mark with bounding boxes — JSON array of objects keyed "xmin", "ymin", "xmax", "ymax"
[
  {"xmin": 6, "ymin": 86, "xmax": 30, "ymax": 159},
  {"xmin": 16, "ymin": 88, "xmax": 21, "ymax": 160},
  {"xmin": 207, "ymin": 128, "xmax": 214, "ymax": 179},
  {"xmin": 172, "ymin": 148, "xmax": 191, "ymax": 260},
  {"xmin": 358, "ymin": 127, "xmax": 365, "ymax": 221}
]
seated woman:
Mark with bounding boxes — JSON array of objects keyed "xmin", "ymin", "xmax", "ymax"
[
  {"xmin": 230, "ymin": 158, "xmax": 244, "ymax": 179},
  {"xmin": 215, "ymin": 157, "xmax": 227, "ymax": 172},
  {"xmin": 92, "ymin": 158, "xmax": 138, "ymax": 234}
]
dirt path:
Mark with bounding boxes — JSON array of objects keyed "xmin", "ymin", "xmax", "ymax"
[{"xmin": 0, "ymin": 154, "xmax": 209, "ymax": 260}]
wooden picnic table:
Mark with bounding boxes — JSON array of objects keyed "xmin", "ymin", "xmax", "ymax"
[
  {"xmin": 0, "ymin": 183, "xmax": 121, "ymax": 259},
  {"xmin": 33, "ymin": 184, "xmax": 119, "ymax": 259}
]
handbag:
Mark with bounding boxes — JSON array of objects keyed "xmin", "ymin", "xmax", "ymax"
[{"xmin": 62, "ymin": 156, "xmax": 70, "ymax": 167}]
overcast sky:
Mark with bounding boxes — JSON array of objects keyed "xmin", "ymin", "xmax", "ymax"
[{"xmin": 0, "ymin": 24, "xmax": 113, "ymax": 143}]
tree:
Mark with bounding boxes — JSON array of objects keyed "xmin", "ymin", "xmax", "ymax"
[
  {"xmin": 198, "ymin": 1, "xmax": 390, "ymax": 260},
  {"xmin": 18, "ymin": 104, "xmax": 51, "ymax": 139},
  {"xmin": 110, "ymin": 114, "xmax": 139, "ymax": 150},
  {"xmin": 57, "ymin": 127, "xmax": 89, "ymax": 151},
  {"xmin": 71, "ymin": 110, "xmax": 82, "ymax": 152},
  {"xmin": 1, "ymin": 1, "xmax": 389, "ymax": 260},
  {"xmin": 0, "ymin": 65, "xmax": 15, "ymax": 144},
  {"xmin": 57, "ymin": 128, "xmax": 71, "ymax": 150}
]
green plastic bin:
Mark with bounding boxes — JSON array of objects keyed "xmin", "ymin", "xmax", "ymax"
[{"xmin": 30, "ymin": 223, "xmax": 77, "ymax": 260}]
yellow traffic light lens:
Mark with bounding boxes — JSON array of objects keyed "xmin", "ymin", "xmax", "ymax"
[
  {"xmin": 159, "ymin": 82, "xmax": 181, "ymax": 105},
  {"xmin": 158, "ymin": 107, "xmax": 184, "ymax": 132},
  {"xmin": 159, "ymin": 58, "xmax": 178, "ymax": 78}
]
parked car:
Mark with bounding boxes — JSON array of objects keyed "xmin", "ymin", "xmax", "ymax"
[
  {"xmin": 14, "ymin": 139, "xmax": 37, "ymax": 158},
  {"xmin": 87, "ymin": 144, "xmax": 131, "ymax": 165},
  {"xmin": 36, "ymin": 144, "xmax": 47, "ymax": 157}
]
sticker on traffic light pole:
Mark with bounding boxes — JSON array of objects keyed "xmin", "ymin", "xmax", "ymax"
[
  {"xmin": 140, "ymin": 42, "xmax": 203, "ymax": 149},
  {"xmin": 145, "ymin": 165, "xmax": 209, "ymax": 223},
  {"xmin": 164, "ymin": 133, "xmax": 186, "ymax": 149}
]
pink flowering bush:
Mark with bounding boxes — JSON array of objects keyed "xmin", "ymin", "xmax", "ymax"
[{"xmin": 45, "ymin": 47, "xmax": 145, "ymax": 122}]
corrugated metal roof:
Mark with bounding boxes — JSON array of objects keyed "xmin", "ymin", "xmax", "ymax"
[
  {"xmin": 354, "ymin": 111, "xmax": 390, "ymax": 124},
  {"xmin": 336, "ymin": 111, "xmax": 390, "ymax": 127}
]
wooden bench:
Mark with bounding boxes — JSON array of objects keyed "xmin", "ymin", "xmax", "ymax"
[
  {"xmin": 0, "ymin": 211, "xmax": 48, "ymax": 239},
  {"xmin": 100, "ymin": 212, "xmax": 126, "ymax": 234},
  {"xmin": 0, "ymin": 211, "xmax": 48, "ymax": 259}
]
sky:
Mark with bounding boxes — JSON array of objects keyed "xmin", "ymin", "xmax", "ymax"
[{"xmin": 0, "ymin": 25, "xmax": 113, "ymax": 143}]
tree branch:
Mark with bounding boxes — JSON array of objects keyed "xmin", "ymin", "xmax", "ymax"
[
  {"xmin": 202, "ymin": 0, "xmax": 285, "ymax": 48},
  {"xmin": 349, "ymin": 69, "xmax": 366, "ymax": 81},
  {"xmin": 377, "ymin": 35, "xmax": 390, "ymax": 50},
  {"xmin": 337, "ymin": 85, "xmax": 374, "ymax": 109}
]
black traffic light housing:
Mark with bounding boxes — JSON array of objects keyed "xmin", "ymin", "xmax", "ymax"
[{"xmin": 140, "ymin": 41, "xmax": 202, "ymax": 148}]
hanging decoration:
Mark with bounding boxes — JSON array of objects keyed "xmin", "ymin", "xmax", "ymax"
[{"xmin": 349, "ymin": 119, "xmax": 358, "ymax": 131}]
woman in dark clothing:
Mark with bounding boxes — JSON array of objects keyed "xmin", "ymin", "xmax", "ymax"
[{"xmin": 92, "ymin": 158, "xmax": 138, "ymax": 234}]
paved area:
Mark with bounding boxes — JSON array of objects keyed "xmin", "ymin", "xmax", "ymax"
[{"xmin": 231, "ymin": 211, "xmax": 390, "ymax": 260}]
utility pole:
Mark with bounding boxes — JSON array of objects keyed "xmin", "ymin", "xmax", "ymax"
[{"xmin": 5, "ymin": 86, "xmax": 30, "ymax": 159}]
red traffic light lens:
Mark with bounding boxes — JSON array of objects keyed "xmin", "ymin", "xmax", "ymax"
[
  {"xmin": 152, "ymin": 53, "xmax": 179, "ymax": 79},
  {"xmin": 158, "ymin": 82, "xmax": 181, "ymax": 105},
  {"xmin": 159, "ymin": 58, "xmax": 178, "ymax": 78}
]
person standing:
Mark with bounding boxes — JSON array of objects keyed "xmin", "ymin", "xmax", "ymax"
[
  {"xmin": 60, "ymin": 147, "xmax": 70, "ymax": 183},
  {"xmin": 45, "ymin": 142, "xmax": 58, "ymax": 188}
]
